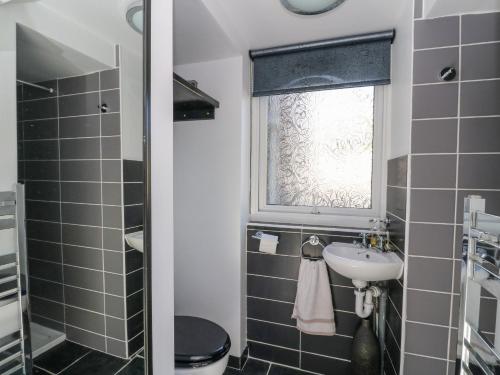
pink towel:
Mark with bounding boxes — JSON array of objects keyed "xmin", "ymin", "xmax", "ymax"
[{"xmin": 292, "ymin": 259, "xmax": 336, "ymax": 336}]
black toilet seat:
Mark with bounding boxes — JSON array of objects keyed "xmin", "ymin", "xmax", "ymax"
[{"xmin": 174, "ymin": 316, "xmax": 231, "ymax": 368}]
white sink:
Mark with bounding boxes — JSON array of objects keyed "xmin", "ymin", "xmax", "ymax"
[
  {"xmin": 125, "ymin": 231, "xmax": 143, "ymax": 253},
  {"xmin": 323, "ymin": 242, "xmax": 403, "ymax": 287}
]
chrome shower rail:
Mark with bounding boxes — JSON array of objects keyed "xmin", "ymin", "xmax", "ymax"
[{"xmin": 16, "ymin": 79, "xmax": 54, "ymax": 94}]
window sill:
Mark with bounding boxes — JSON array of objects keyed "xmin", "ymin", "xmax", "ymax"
[{"xmin": 249, "ymin": 211, "xmax": 375, "ymax": 230}]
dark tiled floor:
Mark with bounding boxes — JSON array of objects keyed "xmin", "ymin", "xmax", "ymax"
[
  {"xmin": 33, "ymin": 341, "xmax": 143, "ymax": 375},
  {"xmin": 225, "ymin": 359, "xmax": 310, "ymax": 375}
]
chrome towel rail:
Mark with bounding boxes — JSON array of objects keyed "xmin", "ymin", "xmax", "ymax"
[{"xmin": 301, "ymin": 235, "xmax": 326, "ymax": 261}]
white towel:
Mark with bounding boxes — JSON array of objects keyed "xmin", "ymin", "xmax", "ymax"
[{"xmin": 292, "ymin": 259, "xmax": 336, "ymax": 336}]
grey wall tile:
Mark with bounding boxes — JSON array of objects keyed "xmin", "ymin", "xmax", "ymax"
[
  {"xmin": 27, "ymin": 240, "xmax": 62, "ymax": 263},
  {"xmin": 103, "ymin": 228, "xmax": 123, "ymax": 251},
  {"xmin": 247, "ymin": 275, "xmax": 297, "ymax": 303},
  {"xmin": 407, "ymin": 257, "xmax": 453, "ymax": 292},
  {"xmin": 247, "ymin": 297, "xmax": 295, "ymax": 326},
  {"xmin": 59, "ymin": 115, "xmax": 100, "ymax": 138},
  {"xmin": 23, "ymin": 119, "xmax": 58, "ymax": 140},
  {"xmin": 24, "ymin": 140, "xmax": 59, "ymax": 161},
  {"xmin": 462, "ymin": 12, "xmax": 500, "ymax": 44},
  {"xmin": 406, "ymin": 289, "xmax": 451, "ymax": 325},
  {"xmin": 101, "ymin": 89, "xmax": 120, "ymax": 113},
  {"xmin": 30, "ymin": 277, "xmax": 63, "ymax": 302},
  {"xmin": 61, "ymin": 160, "xmax": 100, "ymax": 182},
  {"xmin": 387, "ymin": 156, "xmax": 408, "ymax": 187},
  {"xmin": 64, "ymin": 285, "xmax": 104, "ymax": 313},
  {"xmin": 248, "ymin": 342, "xmax": 299, "ymax": 369},
  {"xmin": 62, "ymin": 224, "xmax": 102, "ymax": 248},
  {"xmin": 60, "ymin": 138, "xmax": 101, "ymax": 160},
  {"xmin": 123, "ymin": 160, "xmax": 143, "ymax": 182},
  {"xmin": 413, "ymin": 47, "xmax": 459, "ymax": 84},
  {"xmin": 65, "ymin": 306, "xmax": 105, "ymax": 335},
  {"xmin": 405, "ymin": 322, "xmax": 449, "ymax": 358},
  {"xmin": 104, "ymin": 250, "xmax": 124, "ymax": 274},
  {"xmin": 387, "ymin": 186, "xmax": 406, "ymax": 219},
  {"xmin": 58, "ymin": 73, "xmax": 99, "ymax": 95},
  {"xmin": 126, "ymin": 269, "xmax": 143, "ymax": 296},
  {"xmin": 411, "ymin": 155, "xmax": 457, "ymax": 189},
  {"xmin": 460, "ymin": 117, "xmax": 500, "ymax": 153},
  {"xmin": 408, "ymin": 223, "xmax": 454, "ymax": 258},
  {"xmin": 25, "ymin": 161, "xmax": 59, "ymax": 181},
  {"xmin": 404, "ymin": 354, "xmax": 447, "ymax": 375},
  {"xmin": 388, "ymin": 213, "xmax": 406, "ymax": 252},
  {"xmin": 248, "ymin": 319, "xmax": 299, "ymax": 350},
  {"xmin": 31, "ymin": 296, "xmax": 64, "ymax": 323},
  {"xmin": 26, "ymin": 181, "xmax": 60, "ymax": 201},
  {"xmin": 458, "ymin": 154, "xmax": 500, "ymax": 189},
  {"xmin": 106, "ymin": 316, "xmax": 126, "ymax": 340},
  {"xmin": 107, "ymin": 339, "xmax": 127, "ymax": 358},
  {"xmin": 26, "ymin": 220, "xmax": 61, "ymax": 243},
  {"xmin": 461, "ymin": 80, "xmax": 500, "ymax": 117},
  {"xmin": 462, "ymin": 42, "xmax": 500, "ymax": 80},
  {"xmin": 64, "ymin": 265, "xmax": 104, "ymax": 291},
  {"xmin": 26, "ymin": 200, "xmax": 60, "ymax": 222},
  {"xmin": 105, "ymin": 272, "xmax": 125, "ymax": 296},
  {"xmin": 61, "ymin": 182, "xmax": 101, "ymax": 204},
  {"xmin": 410, "ymin": 189, "xmax": 456, "ymax": 223},
  {"xmin": 414, "ymin": 16, "xmax": 459, "ymax": 49},
  {"xmin": 23, "ymin": 80, "xmax": 57, "ymax": 100},
  {"xmin": 101, "ymin": 113, "xmax": 121, "ymax": 136},
  {"xmin": 22, "ymin": 98, "xmax": 57, "ymax": 121},
  {"xmin": 100, "ymin": 69, "xmax": 120, "ymax": 90},
  {"xmin": 124, "ymin": 205, "xmax": 143, "ymax": 228},
  {"xmin": 412, "ymin": 83, "xmax": 458, "ymax": 119},
  {"xmin": 66, "ymin": 325, "xmax": 106, "ymax": 353},
  {"xmin": 63, "ymin": 245, "xmax": 103, "ymax": 270},
  {"xmin": 103, "ymin": 206, "xmax": 122, "ymax": 229},
  {"xmin": 29, "ymin": 258, "xmax": 62, "ymax": 283},
  {"xmin": 103, "ymin": 183, "xmax": 122, "ymax": 205},
  {"xmin": 59, "ymin": 92, "xmax": 100, "ymax": 117},
  {"xmin": 411, "ymin": 119, "xmax": 457, "ymax": 154},
  {"xmin": 106, "ymin": 295, "xmax": 125, "ymax": 319},
  {"xmin": 302, "ymin": 333, "xmax": 352, "ymax": 360},
  {"xmin": 62, "ymin": 203, "xmax": 102, "ymax": 226},
  {"xmin": 102, "ymin": 160, "xmax": 122, "ymax": 182},
  {"xmin": 102, "ymin": 136, "xmax": 121, "ymax": 159},
  {"xmin": 124, "ymin": 183, "xmax": 143, "ymax": 205}
]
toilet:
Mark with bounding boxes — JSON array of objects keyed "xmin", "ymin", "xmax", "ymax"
[{"xmin": 175, "ymin": 316, "xmax": 231, "ymax": 375}]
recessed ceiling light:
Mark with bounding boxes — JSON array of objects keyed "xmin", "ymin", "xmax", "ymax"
[
  {"xmin": 280, "ymin": 0, "xmax": 346, "ymax": 15},
  {"xmin": 126, "ymin": 1, "xmax": 143, "ymax": 34}
]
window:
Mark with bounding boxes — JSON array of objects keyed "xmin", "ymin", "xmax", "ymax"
[{"xmin": 251, "ymin": 86, "xmax": 385, "ymax": 225}]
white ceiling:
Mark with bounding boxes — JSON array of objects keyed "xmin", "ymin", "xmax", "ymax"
[
  {"xmin": 17, "ymin": 25, "xmax": 109, "ymax": 82},
  {"xmin": 192, "ymin": 0, "xmax": 410, "ymax": 56},
  {"xmin": 41, "ymin": 0, "xmax": 142, "ymax": 55}
]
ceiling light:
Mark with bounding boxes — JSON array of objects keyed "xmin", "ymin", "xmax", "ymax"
[
  {"xmin": 126, "ymin": 1, "xmax": 143, "ymax": 34},
  {"xmin": 280, "ymin": 0, "xmax": 346, "ymax": 15}
]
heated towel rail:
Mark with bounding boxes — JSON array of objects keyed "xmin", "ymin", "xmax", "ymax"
[
  {"xmin": 458, "ymin": 196, "xmax": 500, "ymax": 375},
  {"xmin": 0, "ymin": 190, "xmax": 26, "ymax": 374}
]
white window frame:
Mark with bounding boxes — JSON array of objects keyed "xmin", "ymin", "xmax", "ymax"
[{"xmin": 250, "ymin": 86, "xmax": 388, "ymax": 228}]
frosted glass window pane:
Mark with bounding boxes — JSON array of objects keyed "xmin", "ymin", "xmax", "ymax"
[{"xmin": 266, "ymin": 87, "xmax": 374, "ymax": 209}]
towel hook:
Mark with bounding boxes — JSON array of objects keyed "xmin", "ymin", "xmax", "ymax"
[{"xmin": 301, "ymin": 235, "xmax": 326, "ymax": 261}]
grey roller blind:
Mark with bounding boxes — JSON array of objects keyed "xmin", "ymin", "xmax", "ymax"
[{"xmin": 250, "ymin": 30, "xmax": 395, "ymax": 97}]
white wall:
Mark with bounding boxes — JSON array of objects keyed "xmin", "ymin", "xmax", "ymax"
[
  {"xmin": 173, "ymin": 56, "xmax": 250, "ymax": 357},
  {"xmin": 388, "ymin": 2, "xmax": 414, "ymax": 158},
  {"xmin": 120, "ymin": 47, "xmax": 144, "ymax": 161}
]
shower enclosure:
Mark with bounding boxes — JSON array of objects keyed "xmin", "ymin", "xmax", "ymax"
[{"xmin": 0, "ymin": 0, "xmax": 148, "ymax": 373}]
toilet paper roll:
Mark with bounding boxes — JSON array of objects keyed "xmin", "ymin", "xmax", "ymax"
[{"xmin": 259, "ymin": 234, "xmax": 279, "ymax": 254}]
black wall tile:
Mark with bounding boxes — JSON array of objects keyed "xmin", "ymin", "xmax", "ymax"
[
  {"xmin": 58, "ymin": 73, "xmax": 99, "ymax": 95},
  {"xmin": 59, "ymin": 92, "xmax": 100, "ymax": 117},
  {"xmin": 247, "ymin": 275, "xmax": 297, "ymax": 303},
  {"xmin": 248, "ymin": 319, "xmax": 299, "ymax": 350},
  {"xmin": 247, "ymin": 252, "xmax": 300, "ymax": 280},
  {"xmin": 248, "ymin": 341, "xmax": 299, "ymax": 368},
  {"xmin": 301, "ymin": 353, "xmax": 350, "ymax": 375}
]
